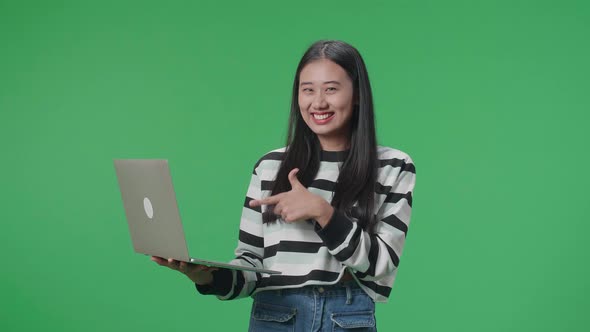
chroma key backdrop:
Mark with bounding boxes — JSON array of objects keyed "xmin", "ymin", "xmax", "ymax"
[{"xmin": 1, "ymin": 1, "xmax": 589, "ymax": 331}]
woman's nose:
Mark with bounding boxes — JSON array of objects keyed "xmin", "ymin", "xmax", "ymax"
[{"xmin": 312, "ymin": 93, "xmax": 329, "ymax": 110}]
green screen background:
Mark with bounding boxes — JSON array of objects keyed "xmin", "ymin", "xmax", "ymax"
[{"xmin": 1, "ymin": 0, "xmax": 589, "ymax": 331}]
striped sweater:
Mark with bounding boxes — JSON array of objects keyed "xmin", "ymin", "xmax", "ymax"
[{"xmin": 196, "ymin": 146, "xmax": 416, "ymax": 303}]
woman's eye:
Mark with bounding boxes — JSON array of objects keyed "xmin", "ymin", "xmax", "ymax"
[
  {"xmin": 326, "ymin": 87, "xmax": 337, "ymax": 91},
  {"xmin": 302, "ymin": 88, "xmax": 313, "ymax": 92}
]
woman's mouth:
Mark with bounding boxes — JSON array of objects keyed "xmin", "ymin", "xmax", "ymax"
[{"xmin": 312, "ymin": 112, "xmax": 335, "ymax": 124}]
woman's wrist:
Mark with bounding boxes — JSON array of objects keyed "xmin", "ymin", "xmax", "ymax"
[
  {"xmin": 194, "ymin": 277, "xmax": 213, "ymax": 286},
  {"xmin": 190, "ymin": 269, "xmax": 214, "ymax": 285},
  {"xmin": 315, "ymin": 201, "xmax": 334, "ymax": 228}
]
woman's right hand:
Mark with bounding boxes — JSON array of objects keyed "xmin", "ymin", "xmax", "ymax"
[{"xmin": 151, "ymin": 256, "xmax": 218, "ymax": 285}]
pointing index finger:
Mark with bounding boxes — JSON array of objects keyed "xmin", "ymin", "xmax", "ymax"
[{"xmin": 249, "ymin": 194, "xmax": 282, "ymax": 207}]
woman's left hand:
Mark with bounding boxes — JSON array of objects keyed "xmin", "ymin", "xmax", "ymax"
[{"xmin": 249, "ymin": 168, "xmax": 334, "ymax": 228}]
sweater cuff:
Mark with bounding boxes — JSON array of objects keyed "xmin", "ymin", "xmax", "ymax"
[
  {"xmin": 315, "ymin": 209, "xmax": 354, "ymax": 250},
  {"xmin": 194, "ymin": 268, "xmax": 233, "ymax": 296}
]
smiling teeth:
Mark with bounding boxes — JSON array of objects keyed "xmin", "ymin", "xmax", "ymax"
[{"xmin": 313, "ymin": 113, "xmax": 332, "ymax": 120}]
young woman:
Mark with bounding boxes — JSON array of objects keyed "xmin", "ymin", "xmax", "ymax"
[{"xmin": 152, "ymin": 40, "xmax": 416, "ymax": 331}]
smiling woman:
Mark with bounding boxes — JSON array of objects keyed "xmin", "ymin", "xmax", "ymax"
[
  {"xmin": 298, "ymin": 59, "xmax": 356, "ymax": 150},
  {"xmin": 152, "ymin": 40, "xmax": 416, "ymax": 331}
]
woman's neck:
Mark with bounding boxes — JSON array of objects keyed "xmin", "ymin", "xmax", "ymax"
[{"xmin": 318, "ymin": 136, "xmax": 350, "ymax": 152}]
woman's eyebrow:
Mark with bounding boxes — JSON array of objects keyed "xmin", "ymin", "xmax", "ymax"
[{"xmin": 300, "ymin": 80, "xmax": 342, "ymax": 86}]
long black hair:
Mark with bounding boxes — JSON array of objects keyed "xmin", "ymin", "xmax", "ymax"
[{"xmin": 264, "ymin": 40, "xmax": 378, "ymax": 232}]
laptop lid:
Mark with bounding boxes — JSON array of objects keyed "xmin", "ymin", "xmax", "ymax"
[
  {"xmin": 114, "ymin": 159, "xmax": 281, "ymax": 275},
  {"xmin": 114, "ymin": 159, "xmax": 190, "ymax": 262}
]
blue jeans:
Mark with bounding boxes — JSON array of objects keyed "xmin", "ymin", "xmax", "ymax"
[{"xmin": 248, "ymin": 281, "xmax": 377, "ymax": 331}]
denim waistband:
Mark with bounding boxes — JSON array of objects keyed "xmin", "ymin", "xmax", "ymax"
[
  {"xmin": 254, "ymin": 280, "xmax": 364, "ymax": 304},
  {"xmin": 258, "ymin": 280, "xmax": 363, "ymax": 305}
]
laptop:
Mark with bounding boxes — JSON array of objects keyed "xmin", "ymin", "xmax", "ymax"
[{"xmin": 114, "ymin": 159, "xmax": 281, "ymax": 275}]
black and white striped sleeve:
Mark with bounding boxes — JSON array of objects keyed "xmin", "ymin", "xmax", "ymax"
[{"xmin": 315, "ymin": 154, "xmax": 416, "ymax": 287}]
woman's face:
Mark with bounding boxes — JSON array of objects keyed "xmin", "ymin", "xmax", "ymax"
[{"xmin": 298, "ymin": 59, "xmax": 355, "ymax": 150}]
